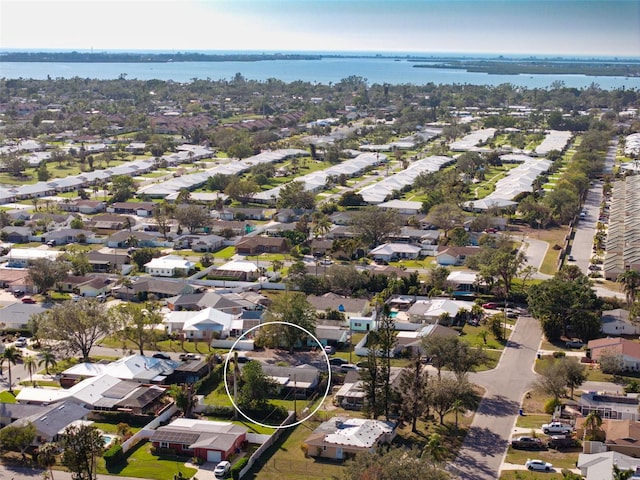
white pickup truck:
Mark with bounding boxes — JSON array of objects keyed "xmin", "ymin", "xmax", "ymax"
[{"xmin": 542, "ymin": 421, "xmax": 573, "ymax": 435}]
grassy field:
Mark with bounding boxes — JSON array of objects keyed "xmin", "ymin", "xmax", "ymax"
[
  {"xmin": 98, "ymin": 440, "xmax": 197, "ymax": 480},
  {"xmin": 0, "ymin": 391, "xmax": 18, "ymax": 403},
  {"xmin": 500, "ymin": 470, "xmax": 564, "ymax": 479},
  {"xmin": 505, "ymin": 447, "xmax": 580, "ymax": 470}
]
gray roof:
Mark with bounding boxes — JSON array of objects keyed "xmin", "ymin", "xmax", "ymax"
[{"xmin": 15, "ymin": 399, "xmax": 91, "ymax": 439}]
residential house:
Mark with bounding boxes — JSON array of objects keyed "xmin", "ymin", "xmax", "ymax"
[
  {"xmin": 3, "ymin": 248, "xmax": 62, "ymax": 268},
  {"xmin": 259, "ymin": 364, "xmax": 320, "ymax": 397},
  {"xmin": 211, "ymin": 260, "xmax": 260, "ymax": 282},
  {"xmin": 235, "ymin": 236, "xmax": 289, "ymax": 255},
  {"xmin": 376, "ymin": 199, "xmax": 423, "ymax": 215},
  {"xmin": 394, "ymin": 324, "xmax": 460, "ymax": 356},
  {"xmin": 209, "ymin": 220, "xmax": 251, "ymax": 237},
  {"xmin": 145, "ymin": 255, "xmax": 195, "ymax": 277},
  {"xmin": 577, "ymin": 418, "xmax": 640, "ymax": 458},
  {"xmin": 386, "ymin": 227, "xmax": 440, "ymax": 246},
  {"xmin": 578, "ymin": 451, "xmax": 640, "ymax": 480},
  {"xmin": 0, "ymin": 302, "xmax": 49, "ymax": 329},
  {"xmin": 170, "ymin": 359, "xmax": 210, "ymax": 385},
  {"xmin": 59, "ymin": 275, "xmax": 110, "ymax": 297},
  {"xmin": 87, "ymin": 214, "xmax": 132, "ymax": 233},
  {"xmin": 0, "ymin": 268, "xmax": 34, "ymax": 294},
  {"xmin": 349, "ymin": 316, "xmax": 377, "ymax": 333},
  {"xmin": 225, "ymin": 207, "xmax": 270, "ymax": 221},
  {"xmin": 314, "ymin": 326, "xmax": 350, "ymax": 348},
  {"xmin": 113, "ymin": 278, "xmax": 201, "ymax": 301},
  {"xmin": 107, "ymin": 230, "xmax": 158, "ymax": 248},
  {"xmin": 150, "ymin": 418, "xmax": 247, "ymax": 463},
  {"xmin": 436, "ymin": 246, "xmax": 480, "ymax": 266},
  {"xmin": 87, "ymin": 249, "xmax": 131, "ymax": 273},
  {"xmin": 166, "ymin": 291, "xmax": 244, "ymax": 314},
  {"xmin": 579, "ymin": 393, "xmax": 640, "ymax": 421},
  {"xmin": 310, "ymin": 239, "xmax": 334, "ymax": 257},
  {"xmin": 17, "ymin": 374, "xmax": 168, "ymax": 415},
  {"xmin": 173, "ymin": 234, "xmax": 224, "ymax": 252},
  {"xmin": 164, "ymin": 307, "xmax": 240, "ymax": 340},
  {"xmin": 42, "ymin": 228, "xmax": 95, "ymax": 245},
  {"xmin": 406, "ymin": 298, "xmax": 475, "ymax": 325},
  {"xmin": 0, "ymin": 403, "xmax": 45, "ymax": 428},
  {"xmin": 369, "ymin": 243, "xmax": 421, "ymax": 262},
  {"xmin": 306, "ymin": 293, "xmax": 371, "ymax": 319},
  {"xmin": 1, "ymin": 226, "xmax": 32, "ymax": 243},
  {"xmin": 601, "ymin": 309, "xmax": 640, "ymax": 336},
  {"xmin": 59, "ymin": 356, "xmax": 179, "ymax": 386},
  {"xmin": 107, "ymin": 202, "xmax": 156, "ymax": 217},
  {"xmin": 9, "ymin": 399, "xmax": 91, "ymax": 442},
  {"xmin": 59, "ymin": 200, "xmax": 105, "ymax": 214},
  {"xmin": 587, "ymin": 337, "xmax": 640, "ymax": 371},
  {"xmin": 304, "ymin": 417, "xmax": 396, "ymax": 459},
  {"xmin": 446, "ymin": 270, "xmax": 483, "ymax": 296}
]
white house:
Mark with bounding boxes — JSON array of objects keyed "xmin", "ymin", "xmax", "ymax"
[
  {"xmin": 376, "ymin": 200, "xmax": 423, "ymax": 215},
  {"xmin": 601, "ymin": 309, "xmax": 640, "ymax": 336},
  {"xmin": 407, "ymin": 298, "xmax": 476, "ymax": 324},
  {"xmin": 369, "ymin": 243, "xmax": 421, "ymax": 262},
  {"xmin": 3, "ymin": 248, "xmax": 63, "ymax": 268},
  {"xmin": 145, "ymin": 255, "xmax": 195, "ymax": 277},
  {"xmin": 164, "ymin": 307, "xmax": 241, "ymax": 340}
]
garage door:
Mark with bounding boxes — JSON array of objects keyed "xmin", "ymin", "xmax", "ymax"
[{"xmin": 207, "ymin": 450, "xmax": 221, "ymax": 463}]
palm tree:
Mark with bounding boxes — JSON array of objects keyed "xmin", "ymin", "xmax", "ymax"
[
  {"xmin": 613, "ymin": 465, "xmax": 634, "ymax": 480},
  {"xmin": 449, "ymin": 398, "xmax": 466, "ymax": 429},
  {"xmin": 38, "ymin": 349, "xmax": 57, "ymax": 376},
  {"xmin": 422, "ymin": 433, "xmax": 446, "ymax": 465},
  {"xmin": 618, "ymin": 270, "xmax": 640, "ymax": 307},
  {"xmin": 583, "ymin": 411, "xmax": 603, "ymax": 441},
  {"xmin": 23, "ymin": 355, "xmax": 37, "ymax": 386},
  {"xmin": 1, "ymin": 346, "xmax": 22, "ymax": 392},
  {"xmin": 37, "ymin": 442, "xmax": 57, "ymax": 480}
]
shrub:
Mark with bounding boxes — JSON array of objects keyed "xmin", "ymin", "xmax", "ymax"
[
  {"xmin": 552, "ymin": 351, "xmax": 566, "ymax": 359},
  {"xmin": 103, "ymin": 444, "xmax": 124, "ymax": 468},
  {"xmin": 544, "ymin": 398, "xmax": 562, "ymax": 415},
  {"xmin": 231, "ymin": 457, "xmax": 249, "ymax": 480}
]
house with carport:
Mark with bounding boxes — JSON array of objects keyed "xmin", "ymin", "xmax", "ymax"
[
  {"xmin": 369, "ymin": 243, "xmax": 421, "ymax": 262},
  {"xmin": 144, "ymin": 255, "xmax": 195, "ymax": 277},
  {"xmin": 164, "ymin": 307, "xmax": 240, "ymax": 341}
]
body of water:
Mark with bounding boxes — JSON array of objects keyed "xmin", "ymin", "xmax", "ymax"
[{"xmin": 1, "ymin": 56, "xmax": 639, "ymax": 89}]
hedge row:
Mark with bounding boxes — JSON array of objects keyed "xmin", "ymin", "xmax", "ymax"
[
  {"xmin": 231, "ymin": 457, "xmax": 249, "ymax": 480},
  {"xmin": 103, "ymin": 444, "xmax": 124, "ymax": 468}
]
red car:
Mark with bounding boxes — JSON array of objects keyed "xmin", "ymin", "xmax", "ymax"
[
  {"xmin": 21, "ymin": 297, "xmax": 36, "ymax": 304},
  {"xmin": 482, "ymin": 302, "xmax": 498, "ymax": 309}
]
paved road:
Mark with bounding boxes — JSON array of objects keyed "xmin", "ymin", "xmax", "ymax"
[{"xmin": 450, "ymin": 314, "xmax": 541, "ymax": 480}]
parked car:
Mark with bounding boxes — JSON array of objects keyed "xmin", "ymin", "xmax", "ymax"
[
  {"xmin": 329, "ymin": 357, "xmax": 349, "ymax": 366},
  {"xmin": 14, "ymin": 337, "xmax": 28, "ymax": 348},
  {"xmin": 567, "ymin": 255, "xmax": 575, "ymax": 261},
  {"xmin": 46, "ymin": 240, "xmax": 56, "ymax": 247},
  {"xmin": 70, "ymin": 294, "xmax": 81, "ymax": 302},
  {"xmin": 525, "ymin": 459, "xmax": 553, "ymax": 471},
  {"xmin": 214, "ymin": 460, "xmax": 231, "ymax": 478},
  {"xmin": 21, "ymin": 297, "xmax": 36, "ymax": 304},
  {"xmin": 96, "ymin": 293, "xmax": 107, "ymax": 302},
  {"xmin": 565, "ymin": 339, "xmax": 584, "ymax": 349},
  {"xmin": 340, "ymin": 364, "xmax": 360, "ymax": 373},
  {"xmin": 178, "ymin": 353, "xmax": 201, "ymax": 361},
  {"xmin": 482, "ymin": 302, "xmax": 498, "ymax": 309},
  {"xmin": 152, "ymin": 353, "xmax": 171, "ymax": 360},
  {"xmin": 12, "ymin": 289, "xmax": 24, "ymax": 298},
  {"xmin": 547, "ymin": 435, "xmax": 578, "ymax": 450},
  {"xmin": 511, "ymin": 436, "xmax": 545, "ymax": 450},
  {"xmin": 324, "ymin": 345, "xmax": 335, "ymax": 355},
  {"xmin": 542, "ymin": 422, "xmax": 573, "ymax": 435}
]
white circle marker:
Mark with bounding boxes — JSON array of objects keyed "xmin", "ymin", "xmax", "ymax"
[{"xmin": 223, "ymin": 321, "xmax": 332, "ymax": 429}]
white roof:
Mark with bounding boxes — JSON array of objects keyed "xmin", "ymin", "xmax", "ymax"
[
  {"xmin": 370, "ymin": 243, "xmax": 421, "ymax": 255},
  {"xmin": 165, "ymin": 307, "xmax": 236, "ymax": 332},
  {"xmin": 324, "ymin": 418, "xmax": 393, "ymax": 448},
  {"xmin": 145, "ymin": 255, "xmax": 195, "ymax": 270},
  {"xmin": 446, "ymin": 270, "xmax": 479, "ymax": 284},
  {"xmin": 6, "ymin": 249, "xmax": 63, "ymax": 261},
  {"xmin": 218, "ymin": 260, "xmax": 259, "ymax": 272}
]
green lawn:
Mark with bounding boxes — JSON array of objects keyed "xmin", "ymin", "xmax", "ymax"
[
  {"xmin": 0, "ymin": 391, "xmax": 18, "ymax": 403},
  {"xmin": 505, "ymin": 446, "xmax": 580, "ymax": 470},
  {"xmin": 515, "ymin": 414, "xmax": 551, "ymax": 429},
  {"xmin": 215, "ymin": 246, "xmax": 236, "ymax": 260},
  {"xmin": 99, "ymin": 440, "xmax": 197, "ymax": 480},
  {"xmin": 91, "ymin": 422, "xmax": 142, "ymax": 434}
]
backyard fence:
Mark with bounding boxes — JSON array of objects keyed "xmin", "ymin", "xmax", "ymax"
[
  {"xmin": 120, "ymin": 403, "xmax": 178, "ymax": 454},
  {"xmin": 238, "ymin": 410, "xmax": 296, "ymax": 479}
]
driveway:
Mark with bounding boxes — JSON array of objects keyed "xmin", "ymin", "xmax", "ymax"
[{"xmin": 450, "ymin": 314, "xmax": 542, "ymax": 479}]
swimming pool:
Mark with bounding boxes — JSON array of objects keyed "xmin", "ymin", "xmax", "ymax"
[{"xmin": 102, "ymin": 435, "xmax": 114, "ymax": 447}]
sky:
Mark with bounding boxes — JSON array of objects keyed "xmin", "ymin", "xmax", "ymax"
[{"xmin": 1, "ymin": 0, "xmax": 639, "ymax": 57}]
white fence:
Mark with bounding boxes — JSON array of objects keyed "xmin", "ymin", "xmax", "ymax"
[{"xmin": 120, "ymin": 403, "xmax": 178, "ymax": 454}]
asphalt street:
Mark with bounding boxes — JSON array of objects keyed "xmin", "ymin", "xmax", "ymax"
[{"xmin": 450, "ymin": 314, "xmax": 542, "ymax": 480}]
